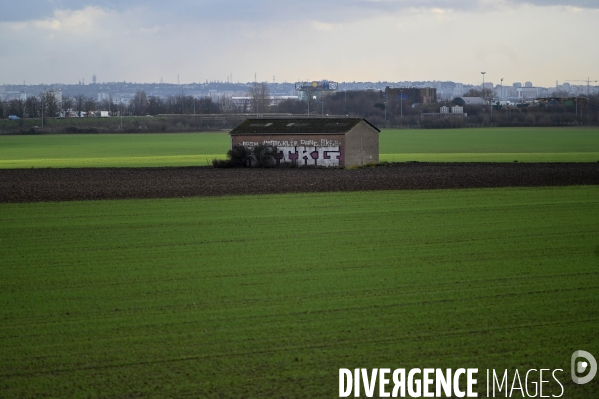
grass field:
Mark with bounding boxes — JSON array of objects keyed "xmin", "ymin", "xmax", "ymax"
[
  {"xmin": 381, "ymin": 127, "xmax": 599, "ymax": 162},
  {"xmin": 0, "ymin": 115, "xmax": 152, "ymax": 129},
  {"xmin": 1, "ymin": 186, "xmax": 598, "ymax": 397},
  {"xmin": 0, "ymin": 127, "xmax": 598, "ymax": 168},
  {"xmin": 0, "ymin": 132, "xmax": 227, "ymax": 168}
]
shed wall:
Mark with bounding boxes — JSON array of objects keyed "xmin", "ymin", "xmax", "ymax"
[
  {"xmin": 231, "ymin": 134, "xmax": 346, "ymax": 167},
  {"xmin": 344, "ymin": 123, "xmax": 379, "ymax": 166}
]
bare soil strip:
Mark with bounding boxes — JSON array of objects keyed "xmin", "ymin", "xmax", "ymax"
[{"xmin": 1, "ymin": 163, "xmax": 599, "ymax": 203}]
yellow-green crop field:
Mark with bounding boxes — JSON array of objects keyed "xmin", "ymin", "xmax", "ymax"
[{"xmin": 0, "ymin": 127, "xmax": 598, "ymax": 168}]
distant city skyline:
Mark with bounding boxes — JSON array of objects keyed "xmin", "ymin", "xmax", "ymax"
[
  {"xmin": 36, "ymin": 76, "xmax": 588, "ymax": 92},
  {"xmin": 2, "ymin": 79, "xmax": 595, "ymax": 107},
  {"xmin": 1, "ymin": 1, "xmax": 597, "ymax": 87},
  {"xmin": 1, "ymin": 78, "xmax": 594, "ymax": 91}
]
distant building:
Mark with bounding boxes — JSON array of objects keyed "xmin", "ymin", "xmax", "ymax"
[
  {"xmin": 513, "ymin": 82, "xmax": 522, "ymax": 89},
  {"xmin": 421, "ymin": 104, "xmax": 466, "ymax": 122},
  {"xmin": 495, "ymin": 85, "xmax": 509, "ymax": 100},
  {"xmin": 98, "ymin": 92, "xmax": 110, "ymax": 102},
  {"xmin": 231, "ymin": 96, "xmax": 299, "ymax": 111},
  {"xmin": 49, "ymin": 89, "xmax": 62, "ymax": 104},
  {"xmin": 517, "ymin": 87, "xmax": 539, "ymax": 100},
  {"xmin": 452, "ymin": 83, "xmax": 464, "ymax": 98},
  {"xmin": 386, "ymin": 87, "xmax": 437, "ymax": 104},
  {"xmin": 453, "ymin": 96, "xmax": 485, "ymax": 105},
  {"xmin": 525, "ymin": 81, "xmax": 533, "ymax": 88},
  {"xmin": 229, "ymin": 118, "xmax": 379, "ymax": 167},
  {"xmin": 438, "ymin": 105, "xmax": 463, "ymax": 114},
  {"xmin": 537, "ymin": 96, "xmax": 587, "ymax": 109}
]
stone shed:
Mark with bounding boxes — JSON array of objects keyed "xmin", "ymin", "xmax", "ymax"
[{"xmin": 229, "ymin": 118, "xmax": 379, "ymax": 167}]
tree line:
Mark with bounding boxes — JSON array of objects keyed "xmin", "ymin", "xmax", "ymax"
[
  {"xmin": 0, "ymin": 90, "xmax": 224, "ymax": 119},
  {"xmin": 0, "ymin": 92, "xmax": 117, "ymax": 119},
  {"xmin": 2, "ymin": 85, "xmax": 599, "ymax": 128}
]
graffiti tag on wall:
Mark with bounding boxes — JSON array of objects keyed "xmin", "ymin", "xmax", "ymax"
[
  {"xmin": 277, "ymin": 146, "xmax": 342, "ymax": 167},
  {"xmin": 240, "ymin": 139, "xmax": 343, "ymax": 167},
  {"xmin": 243, "ymin": 139, "xmax": 341, "ymax": 148}
]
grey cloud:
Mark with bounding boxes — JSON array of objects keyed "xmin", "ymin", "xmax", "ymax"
[
  {"xmin": 1, "ymin": 0, "xmax": 58, "ymax": 22},
  {"xmin": 517, "ymin": 0, "xmax": 599, "ymax": 7},
  {"xmin": 2, "ymin": 0, "xmax": 598, "ymax": 23}
]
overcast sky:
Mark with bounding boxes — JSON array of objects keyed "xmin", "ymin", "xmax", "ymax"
[{"xmin": 1, "ymin": 0, "xmax": 598, "ymax": 87}]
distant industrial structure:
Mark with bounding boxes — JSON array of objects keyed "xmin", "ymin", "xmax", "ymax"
[
  {"xmin": 494, "ymin": 84, "xmax": 541, "ymax": 101},
  {"xmin": 231, "ymin": 96, "xmax": 298, "ymax": 110},
  {"xmin": 98, "ymin": 92, "xmax": 111, "ymax": 102},
  {"xmin": 295, "ymin": 80, "xmax": 338, "ymax": 92},
  {"xmin": 385, "ymin": 87, "xmax": 437, "ymax": 105},
  {"xmin": 295, "ymin": 80, "xmax": 338, "ymax": 103},
  {"xmin": 441, "ymin": 105, "xmax": 464, "ymax": 114},
  {"xmin": 0, "ymin": 76, "xmax": 596, "ymax": 109},
  {"xmin": 49, "ymin": 89, "xmax": 62, "ymax": 105},
  {"xmin": 453, "ymin": 97, "xmax": 485, "ymax": 106},
  {"xmin": 421, "ymin": 104, "xmax": 466, "ymax": 122}
]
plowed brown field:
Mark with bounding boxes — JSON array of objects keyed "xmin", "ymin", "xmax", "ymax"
[{"xmin": 1, "ymin": 162, "xmax": 599, "ymax": 203}]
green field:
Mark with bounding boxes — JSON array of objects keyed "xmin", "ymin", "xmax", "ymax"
[
  {"xmin": 1, "ymin": 127, "xmax": 598, "ymax": 168},
  {"xmin": 0, "ymin": 132, "xmax": 228, "ymax": 168},
  {"xmin": 1, "ymin": 187, "xmax": 598, "ymax": 397},
  {"xmin": 381, "ymin": 127, "xmax": 599, "ymax": 162}
]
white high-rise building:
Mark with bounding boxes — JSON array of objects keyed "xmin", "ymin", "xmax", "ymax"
[
  {"xmin": 50, "ymin": 89, "xmax": 62, "ymax": 104},
  {"xmin": 517, "ymin": 87, "xmax": 539, "ymax": 100},
  {"xmin": 98, "ymin": 92, "xmax": 110, "ymax": 102}
]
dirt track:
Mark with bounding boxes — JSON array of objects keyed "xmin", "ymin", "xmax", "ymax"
[{"xmin": 1, "ymin": 162, "xmax": 599, "ymax": 203}]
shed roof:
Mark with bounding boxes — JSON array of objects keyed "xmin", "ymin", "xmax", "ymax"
[
  {"xmin": 230, "ymin": 118, "xmax": 379, "ymax": 135},
  {"xmin": 457, "ymin": 96, "xmax": 486, "ymax": 105}
]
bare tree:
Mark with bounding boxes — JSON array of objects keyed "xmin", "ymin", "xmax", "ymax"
[
  {"xmin": 248, "ymin": 82, "xmax": 270, "ymax": 114},
  {"xmin": 7, "ymin": 99, "xmax": 25, "ymax": 117},
  {"xmin": 273, "ymin": 98, "xmax": 305, "ymax": 114},
  {"xmin": 83, "ymin": 97, "xmax": 97, "ymax": 115},
  {"xmin": 75, "ymin": 94, "xmax": 86, "ymax": 114},
  {"xmin": 130, "ymin": 90, "xmax": 148, "ymax": 116},
  {"xmin": 218, "ymin": 96, "xmax": 235, "ymax": 113},
  {"xmin": 41, "ymin": 91, "xmax": 59, "ymax": 117},
  {"xmin": 462, "ymin": 88, "xmax": 494, "ymax": 103},
  {"xmin": 24, "ymin": 96, "xmax": 41, "ymax": 118},
  {"xmin": 182, "ymin": 95, "xmax": 196, "ymax": 114},
  {"xmin": 99, "ymin": 95, "xmax": 114, "ymax": 114},
  {"xmin": 164, "ymin": 96, "xmax": 178, "ymax": 114},
  {"xmin": 147, "ymin": 96, "xmax": 165, "ymax": 115},
  {"xmin": 196, "ymin": 97, "xmax": 220, "ymax": 114},
  {"xmin": 62, "ymin": 96, "xmax": 73, "ymax": 115}
]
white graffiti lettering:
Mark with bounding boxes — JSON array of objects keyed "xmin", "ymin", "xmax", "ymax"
[
  {"xmin": 261, "ymin": 140, "xmax": 298, "ymax": 147},
  {"xmin": 320, "ymin": 139, "xmax": 340, "ymax": 147},
  {"xmin": 278, "ymin": 146, "xmax": 342, "ymax": 167}
]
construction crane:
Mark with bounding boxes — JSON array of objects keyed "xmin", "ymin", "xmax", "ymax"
[{"xmin": 565, "ymin": 77, "xmax": 597, "ymax": 97}]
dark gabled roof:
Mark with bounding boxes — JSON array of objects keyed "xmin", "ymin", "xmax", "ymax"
[
  {"xmin": 230, "ymin": 118, "xmax": 380, "ymax": 135},
  {"xmin": 454, "ymin": 96, "xmax": 486, "ymax": 105}
]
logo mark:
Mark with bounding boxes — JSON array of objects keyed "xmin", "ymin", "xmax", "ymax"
[{"xmin": 571, "ymin": 350, "xmax": 597, "ymax": 384}]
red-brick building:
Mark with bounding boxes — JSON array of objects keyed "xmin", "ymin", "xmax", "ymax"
[{"xmin": 229, "ymin": 118, "xmax": 379, "ymax": 167}]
